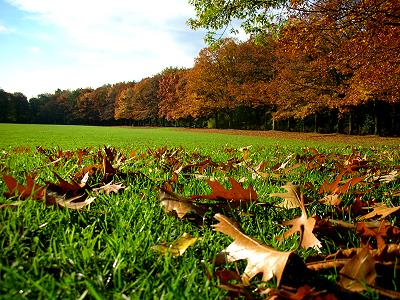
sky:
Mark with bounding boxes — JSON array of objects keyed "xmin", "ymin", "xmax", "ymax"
[{"xmin": 0, "ymin": 0, "xmax": 209, "ymax": 99}]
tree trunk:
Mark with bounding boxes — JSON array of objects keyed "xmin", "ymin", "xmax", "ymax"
[
  {"xmin": 373, "ymin": 101, "xmax": 378, "ymax": 135},
  {"xmin": 337, "ymin": 112, "xmax": 344, "ymax": 134},
  {"xmin": 348, "ymin": 111, "xmax": 353, "ymax": 135},
  {"xmin": 314, "ymin": 114, "xmax": 318, "ymax": 133},
  {"xmin": 392, "ymin": 105, "xmax": 396, "ymax": 136},
  {"xmin": 272, "ymin": 118, "xmax": 275, "ymax": 131}
]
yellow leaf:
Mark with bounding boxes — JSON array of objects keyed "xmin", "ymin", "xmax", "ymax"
[{"xmin": 152, "ymin": 233, "xmax": 201, "ymax": 257}]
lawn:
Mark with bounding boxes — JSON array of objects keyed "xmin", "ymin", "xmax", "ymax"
[
  {"xmin": 0, "ymin": 124, "xmax": 304, "ymax": 150},
  {"xmin": 0, "ymin": 124, "xmax": 399, "ymax": 299}
]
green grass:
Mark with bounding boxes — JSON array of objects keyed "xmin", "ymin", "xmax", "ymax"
[
  {"xmin": 0, "ymin": 123, "xmax": 336, "ymax": 151},
  {"xmin": 0, "ymin": 124, "xmax": 399, "ymax": 299}
]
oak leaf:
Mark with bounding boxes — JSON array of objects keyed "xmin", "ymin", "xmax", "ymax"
[
  {"xmin": 55, "ymin": 195, "xmax": 96, "ymax": 210},
  {"xmin": 319, "ymin": 194, "xmax": 341, "ymax": 206},
  {"xmin": 193, "ymin": 177, "xmax": 257, "ymax": 203},
  {"xmin": 213, "ymin": 213, "xmax": 292, "ymax": 286},
  {"xmin": 269, "ymin": 183, "xmax": 302, "ymax": 209},
  {"xmin": 48, "ymin": 172, "xmax": 87, "ymax": 196},
  {"xmin": 276, "ymin": 187, "xmax": 322, "ymax": 252},
  {"xmin": 280, "ymin": 213, "xmax": 322, "ymax": 252},
  {"xmin": 358, "ymin": 202, "xmax": 400, "ymax": 221},
  {"xmin": 151, "ymin": 233, "xmax": 201, "ymax": 257},
  {"xmin": 339, "ymin": 247, "xmax": 377, "ymax": 292},
  {"xmin": 93, "ymin": 181, "xmax": 125, "ymax": 195},
  {"xmin": 159, "ymin": 189, "xmax": 204, "ymax": 218},
  {"xmin": 3, "ymin": 174, "xmax": 46, "ymax": 200}
]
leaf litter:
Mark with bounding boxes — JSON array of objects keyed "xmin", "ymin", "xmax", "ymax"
[{"xmin": 1, "ymin": 144, "xmax": 400, "ymax": 299}]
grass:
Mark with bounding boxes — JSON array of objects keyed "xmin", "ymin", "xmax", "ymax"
[
  {"xmin": 0, "ymin": 123, "xmax": 349, "ymax": 151},
  {"xmin": 0, "ymin": 124, "xmax": 399, "ymax": 299}
]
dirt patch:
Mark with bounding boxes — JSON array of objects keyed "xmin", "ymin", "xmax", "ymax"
[{"xmin": 177, "ymin": 128, "xmax": 400, "ymax": 146}]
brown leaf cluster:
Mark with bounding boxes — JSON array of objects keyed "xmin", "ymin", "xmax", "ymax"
[
  {"xmin": 154, "ymin": 146, "xmax": 400, "ymax": 299},
  {"xmin": 2, "ymin": 146, "xmax": 130, "ymax": 210}
]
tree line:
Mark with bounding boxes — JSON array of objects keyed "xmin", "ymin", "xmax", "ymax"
[{"xmin": 1, "ymin": 0, "xmax": 399, "ymax": 135}]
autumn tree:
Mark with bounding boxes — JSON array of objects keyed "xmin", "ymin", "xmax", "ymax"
[
  {"xmin": 114, "ymin": 82, "xmax": 136, "ymax": 122},
  {"xmin": 158, "ymin": 67, "xmax": 190, "ymax": 121},
  {"xmin": 189, "ymin": 0, "xmax": 400, "ymax": 134},
  {"xmin": 130, "ymin": 76, "xmax": 161, "ymax": 122},
  {"xmin": 75, "ymin": 88, "xmax": 98, "ymax": 123},
  {"xmin": 274, "ymin": 0, "xmax": 400, "ymax": 134},
  {"xmin": 183, "ymin": 38, "xmax": 276, "ymax": 128},
  {"xmin": 114, "ymin": 77, "xmax": 161, "ymax": 124}
]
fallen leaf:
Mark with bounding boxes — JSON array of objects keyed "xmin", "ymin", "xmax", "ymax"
[
  {"xmin": 3, "ymin": 174, "xmax": 46, "ymax": 200},
  {"xmin": 319, "ymin": 194, "xmax": 341, "ymax": 206},
  {"xmin": 193, "ymin": 177, "xmax": 257, "ymax": 203},
  {"xmin": 93, "ymin": 181, "xmax": 125, "ymax": 195},
  {"xmin": 213, "ymin": 213, "xmax": 292, "ymax": 286},
  {"xmin": 48, "ymin": 172, "xmax": 87, "ymax": 196},
  {"xmin": 265, "ymin": 285, "xmax": 337, "ymax": 300},
  {"xmin": 280, "ymin": 213, "xmax": 322, "ymax": 252},
  {"xmin": 151, "ymin": 232, "xmax": 201, "ymax": 257},
  {"xmin": 48, "ymin": 193, "xmax": 96, "ymax": 210},
  {"xmin": 271, "ymin": 154, "xmax": 293, "ymax": 171},
  {"xmin": 270, "ymin": 183, "xmax": 302, "ymax": 209},
  {"xmin": 356, "ymin": 221, "xmax": 400, "ymax": 249},
  {"xmin": 339, "ymin": 247, "xmax": 377, "ymax": 292},
  {"xmin": 277, "ymin": 189, "xmax": 322, "ymax": 252},
  {"xmin": 358, "ymin": 202, "xmax": 400, "ymax": 220},
  {"xmin": 378, "ymin": 170, "xmax": 398, "ymax": 183},
  {"xmin": 159, "ymin": 189, "xmax": 204, "ymax": 218}
]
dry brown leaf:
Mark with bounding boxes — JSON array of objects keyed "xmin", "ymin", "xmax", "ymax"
[
  {"xmin": 358, "ymin": 202, "xmax": 400, "ymax": 220},
  {"xmin": 378, "ymin": 170, "xmax": 398, "ymax": 183},
  {"xmin": 53, "ymin": 194, "xmax": 96, "ymax": 210},
  {"xmin": 276, "ymin": 188, "xmax": 322, "ymax": 252},
  {"xmin": 213, "ymin": 213, "xmax": 292, "ymax": 286},
  {"xmin": 151, "ymin": 233, "xmax": 201, "ymax": 257},
  {"xmin": 193, "ymin": 177, "xmax": 257, "ymax": 203},
  {"xmin": 3, "ymin": 174, "xmax": 46, "ymax": 200},
  {"xmin": 93, "ymin": 181, "xmax": 125, "ymax": 195},
  {"xmin": 159, "ymin": 189, "xmax": 203, "ymax": 218},
  {"xmin": 339, "ymin": 247, "xmax": 377, "ymax": 292},
  {"xmin": 319, "ymin": 194, "xmax": 341, "ymax": 206},
  {"xmin": 270, "ymin": 183, "xmax": 302, "ymax": 209},
  {"xmin": 280, "ymin": 213, "xmax": 322, "ymax": 252}
]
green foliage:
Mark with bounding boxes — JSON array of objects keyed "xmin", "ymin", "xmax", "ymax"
[{"xmin": 187, "ymin": 0, "xmax": 289, "ymax": 44}]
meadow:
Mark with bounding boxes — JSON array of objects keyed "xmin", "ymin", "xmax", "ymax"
[{"xmin": 0, "ymin": 124, "xmax": 399, "ymax": 299}]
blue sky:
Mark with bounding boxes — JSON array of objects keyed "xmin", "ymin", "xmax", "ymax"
[{"xmin": 0, "ymin": 0, "xmax": 209, "ymax": 98}]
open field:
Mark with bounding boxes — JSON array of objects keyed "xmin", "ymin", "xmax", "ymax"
[
  {"xmin": 2, "ymin": 124, "xmax": 400, "ymax": 151},
  {"xmin": 0, "ymin": 124, "xmax": 399, "ymax": 299}
]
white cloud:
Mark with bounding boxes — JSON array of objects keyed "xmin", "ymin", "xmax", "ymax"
[
  {"xmin": 6, "ymin": 0, "xmax": 195, "ymax": 53},
  {"xmin": 29, "ymin": 46, "xmax": 40, "ymax": 53},
  {"xmin": 3, "ymin": 0, "xmax": 204, "ymax": 97},
  {"xmin": 0, "ymin": 23, "xmax": 12, "ymax": 33}
]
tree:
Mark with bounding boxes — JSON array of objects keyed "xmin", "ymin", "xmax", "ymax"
[
  {"xmin": 30, "ymin": 93, "xmax": 64, "ymax": 124},
  {"xmin": 182, "ymin": 38, "xmax": 276, "ymax": 127},
  {"xmin": 114, "ymin": 82, "xmax": 136, "ymax": 122},
  {"xmin": 275, "ymin": 0, "xmax": 400, "ymax": 133},
  {"xmin": 130, "ymin": 76, "xmax": 161, "ymax": 122},
  {"xmin": 188, "ymin": 0, "xmax": 290, "ymax": 44},
  {"xmin": 158, "ymin": 68, "xmax": 189, "ymax": 121}
]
